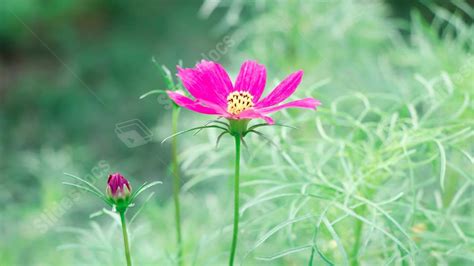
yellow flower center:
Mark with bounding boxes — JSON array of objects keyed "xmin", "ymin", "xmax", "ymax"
[{"xmin": 226, "ymin": 91, "xmax": 254, "ymax": 115}]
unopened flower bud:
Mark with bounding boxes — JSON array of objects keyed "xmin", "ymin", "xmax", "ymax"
[{"xmin": 106, "ymin": 173, "xmax": 132, "ymax": 206}]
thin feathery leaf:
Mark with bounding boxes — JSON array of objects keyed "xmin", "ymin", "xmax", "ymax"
[
  {"xmin": 62, "ymin": 182, "xmax": 110, "ymax": 205},
  {"xmin": 130, "ymin": 192, "xmax": 156, "ymax": 225},
  {"xmin": 161, "ymin": 125, "xmax": 229, "ymax": 144},
  {"xmin": 131, "ymin": 181, "xmax": 162, "ymax": 202},
  {"xmin": 207, "ymin": 119, "xmax": 230, "ymax": 129},
  {"xmin": 313, "ymin": 237, "xmax": 335, "ymax": 265},
  {"xmin": 247, "ymin": 130, "xmax": 280, "ymax": 149},
  {"xmin": 63, "ymin": 173, "xmax": 103, "ymax": 195},
  {"xmin": 249, "ymin": 214, "xmax": 315, "ymax": 253},
  {"xmin": 256, "ymin": 245, "xmax": 313, "ymax": 261},
  {"xmin": 152, "ymin": 57, "xmax": 175, "ymax": 90},
  {"xmin": 247, "ymin": 122, "xmax": 297, "ymax": 132},
  {"xmin": 321, "ymin": 217, "xmax": 349, "ymax": 265},
  {"xmin": 434, "ymin": 140, "xmax": 447, "ymax": 191},
  {"xmin": 333, "ymin": 203, "xmax": 410, "ymax": 254},
  {"xmin": 193, "ymin": 120, "xmax": 229, "ymax": 135},
  {"xmin": 215, "ymin": 131, "xmax": 229, "ymax": 149},
  {"xmin": 241, "ymin": 136, "xmax": 249, "ymax": 150},
  {"xmin": 139, "ymin": 89, "xmax": 168, "ymax": 99}
]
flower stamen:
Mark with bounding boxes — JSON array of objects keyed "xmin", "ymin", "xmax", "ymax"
[{"xmin": 227, "ymin": 91, "xmax": 254, "ymax": 115}]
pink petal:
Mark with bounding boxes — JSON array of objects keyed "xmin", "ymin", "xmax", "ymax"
[
  {"xmin": 257, "ymin": 98, "xmax": 321, "ymax": 114},
  {"xmin": 177, "ymin": 60, "xmax": 233, "ymax": 108},
  {"xmin": 195, "ymin": 98, "xmax": 228, "ymax": 114},
  {"xmin": 237, "ymin": 109, "xmax": 274, "ymax": 124},
  {"xmin": 256, "ymin": 70, "xmax": 303, "ymax": 108},
  {"xmin": 234, "ymin": 60, "xmax": 267, "ymax": 101},
  {"xmin": 167, "ymin": 91, "xmax": 222, "ymax": 115},
  {"xmin": 195, "ymin": 60, "xmax": 233, "ymax": 98}
]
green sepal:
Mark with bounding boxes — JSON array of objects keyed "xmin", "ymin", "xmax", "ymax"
[{"xmin": 228, "ymin": 119, "xmax": 250, "ymax": 136}]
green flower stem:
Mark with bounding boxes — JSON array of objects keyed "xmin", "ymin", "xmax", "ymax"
[
  {"xmin": 351, "ymin": 187, "xmax": 375, "ymax": 266},
  {"xmin": 119, "ymin": 210, "xmax": 132, "ymax": 266},
  {"xmin": 171, "ymin": 106, "xmax": 184, "ymax": 266},
  {"xmin": 350, "ymin": 206, "xmax": 365, "ymax": 266},
  {"xmin": 351, "ymin": 185, "xmax": 379, "ymax": 266},
  {"xmin": 229, "ymin": 135, "xmax": 241, "ymax": 266}
]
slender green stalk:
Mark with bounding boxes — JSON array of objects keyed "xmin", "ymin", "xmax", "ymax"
[
  {"xmin": 308, "ymin": 225, "xmax": 317, "ymax": 266},
  {"xmin": 308, "ymin": 247, "xmax": 315, "ymax": 266},
  {"xmin": 229, "ymin": 135, "xmax": 241, "ymax": 266},
  {"xmin": 351, "ymin": 186, "xmax": 376, "ymax": 266},
  {"xmin": 350, "ymin": 205, "xmax": 366, "ymax": 266},
  {"xmin": 171, "ymin": 106, "xmax": 184, "ymax": 266},
  {"xmin": 119, "ymin": 211, "xmax": 132, "ymax": 266}
]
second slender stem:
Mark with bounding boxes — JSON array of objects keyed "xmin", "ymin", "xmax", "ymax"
[
  {"xmin": 171, "ymin": 106, "xmax": 184, "ymax": 266},
  {"xmin": 119, "ymin": 211, "xmax": 132, "ymax": 266},
  {"xmin": 229, "ymin": 135, "xmax": 241, "ymax": 266}
]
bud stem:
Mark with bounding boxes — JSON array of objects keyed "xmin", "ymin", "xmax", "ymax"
[
  {"xmin": 229, "ymin": 134, "xmax": 241, "ymax": 266},
  {"xmin": 171, "ymin": 105, "xmax": 184, "ymax": 266},
  {"xmin": 119, "ymin": 210, "xmax": 132, "ymax": 266}
]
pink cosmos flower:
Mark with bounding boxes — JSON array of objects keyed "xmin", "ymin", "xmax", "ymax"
[
  {"xmin": 166, "ymin": 60, "xmax": 321, "ymax": 124},
  {"xmin": 106, "ymin": 173, "xmax": 132, "ymax": 201}
]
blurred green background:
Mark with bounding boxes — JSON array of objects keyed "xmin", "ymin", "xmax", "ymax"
[{"xmin": 1, "ymin": 0, "xmax": 473, "ymax": 265}]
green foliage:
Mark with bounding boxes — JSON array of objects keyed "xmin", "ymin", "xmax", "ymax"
[{"xmin": 170, "ymin": 0, "xmax": 473, "ymax": 265}]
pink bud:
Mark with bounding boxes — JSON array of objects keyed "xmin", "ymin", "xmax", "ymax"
[{"xmin": 106, "ymin": 173, "xmax": 132, "ymax": 202}]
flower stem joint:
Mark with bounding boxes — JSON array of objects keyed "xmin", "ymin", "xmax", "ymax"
[
  {"xmin": 228, "ymin": 119, "xmax": 250, "ymax": 137},
  {"xmin": 106, "ymin": 173, "xmax": 132, "ymax": 212}
]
